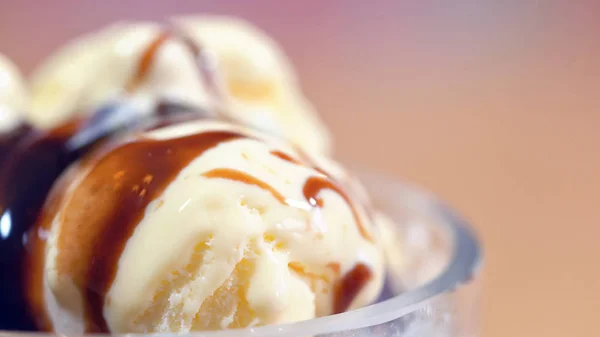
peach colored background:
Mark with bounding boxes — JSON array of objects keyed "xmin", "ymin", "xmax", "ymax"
[{"xmin": 1, "ymin": 1, "xmax": 599, "ymax": 336}]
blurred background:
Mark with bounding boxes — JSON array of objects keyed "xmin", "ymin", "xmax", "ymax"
[{"xmin": 1, "ymin": 1, "xmax": 598, "ymax": 336}]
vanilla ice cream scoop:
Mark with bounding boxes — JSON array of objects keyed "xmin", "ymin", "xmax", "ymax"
[
  {"xmin": 28, "ymin": 22, "xmax": 216, "ymax": 129},
  {"xmin": 0, "ymin": 54, "xmax": 28, "ymax": 133},
  {"xmin": 174, "ymin": 16, "xmax": 332, "ymax": 154},
  {"xmin": 29, "ymin": 17, "xmax": 332, "ymax": 154},
  {"xmin": 27, "ymin": 120, "xmax": 383, "ymax": 334}
]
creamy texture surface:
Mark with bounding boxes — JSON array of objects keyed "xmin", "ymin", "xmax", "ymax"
[
  {"xmin": 32, "ymin": 121, "xmax": 383, "ymax": 333},
  {"xmin": 0, "ymin": 54, "xmax": 28, "ymax": 133}
]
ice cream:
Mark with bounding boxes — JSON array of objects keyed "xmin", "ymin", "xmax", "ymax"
[
  {"xmin": 27, "ymin": 120, "xmax": 383, "ymax": 333},
  {"xmin": 174, "ymin": 16, "xmax": 332, "ymax": 154},
  {"xmin": 28, "ymin": 22, "xmax": 217, "ymax": 129},
  {"xmin": 0, "ymin": 14, "xmax": 401, "ymax": 334},
  {"xmin": 0, "ymin": 54, "xmax": 28, "ymax": 133},
  {"xmin": 28, "ymin": 17, "xmax": 331, "ymax": 154}
]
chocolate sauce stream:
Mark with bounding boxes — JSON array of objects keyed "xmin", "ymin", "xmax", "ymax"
[
  {"xmin": 127, "ymin": 26, "xmax": 221, "ymax": 99},
  {"xmin": 333, "ymin": 263, "xmax": 372, "ymax": 314},
  {"xmin": 203, "ymin": 168, "xmax": 286, "ymax": 203},
  {"xmin": 126, "ymin": 32, "xmax": 171, "ymax": 92},
  {"xmin": 42, "ymin": 131, "xmax": 242, "ymax": 332},
  {"xmin": 303, "ymin": 176, "xmax": 374, "ymax": 243},
  {"xmin": 269, "ymin": 150, "xmax": 301, "ymax": 165}
]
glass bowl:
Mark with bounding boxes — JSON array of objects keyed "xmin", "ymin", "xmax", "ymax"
[{"xmin": 0, "ymin": 169, "xmax": 482, "ymax": 337}]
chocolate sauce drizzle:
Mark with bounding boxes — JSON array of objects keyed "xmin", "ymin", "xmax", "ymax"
[
  {"xmin": 126, "ymin": 32, "xmax": 172, "ymax": 92},
  {"xmin": 126, "ymin": 28, "xmax": 220, "ymax": 98},
  {"xmin": 203, "ymin": 168, "xmax": 286, "ymax": 203},
  {"xmin": 333, "ymin": 263, "xmax": 373, "ymax": 314},
  {"xmin": 269, "ymin": 150, "xmax": 301, "ymax": 165},
  {"xmin": 303, "ymin": 176, "xmax": 374, "ymax": 243}
]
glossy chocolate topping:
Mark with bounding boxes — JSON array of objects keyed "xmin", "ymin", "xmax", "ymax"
[
  {"xmin": 269, "ymin": 149, "xmax": 301, "ymax": 165},
  {"xmin": 333, "ymin": 263, "xmax": 373, "ymax": 314},
  {"xmin": 303, "ymin": 176, "xmax": 374, "ymax": 243},
  {"xmin": 203, "ymin": 168, "xmax": 287, "ymax": 203}
]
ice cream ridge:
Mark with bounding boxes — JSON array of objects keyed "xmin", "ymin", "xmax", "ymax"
[{"xmin": 0, "ymin": 16, "xmax": 386, "ymax": 334}]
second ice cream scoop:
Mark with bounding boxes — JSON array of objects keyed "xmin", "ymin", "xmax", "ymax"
[{"xmin": 28, "ymin": 17, "xmax": 331, "ymax": 154}]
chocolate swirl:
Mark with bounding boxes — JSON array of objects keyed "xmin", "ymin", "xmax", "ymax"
[{"xmin": 203, "ymin": 168, "xmax": 287, "ymax": 204}]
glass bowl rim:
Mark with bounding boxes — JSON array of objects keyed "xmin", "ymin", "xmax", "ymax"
[{"xmin": 2, "ymin": 169, "xmax": 482, "ymax": 337}]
